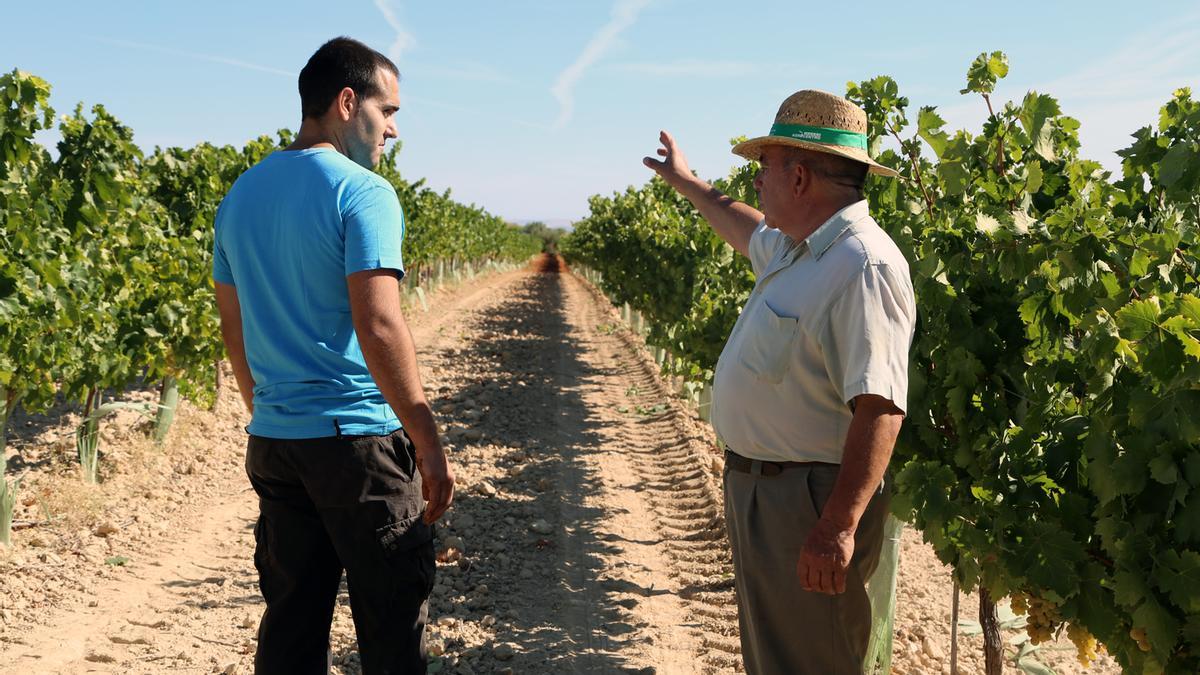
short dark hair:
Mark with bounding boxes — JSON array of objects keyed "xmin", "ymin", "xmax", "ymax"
[
  {"xmin": 786, "ymin": 147, "xmax": 869, "ymax": 198},
  {"xmin": 298, "ymin": 37, "xmax": 399, "ymax": 119}
]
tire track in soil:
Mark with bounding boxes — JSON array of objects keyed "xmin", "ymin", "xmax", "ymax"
[
  {"xmin": 564, "ymin": 268, "xmax": 743, "ymax": 675},
  {"xmin": 406, "ymin": 254, "xmax": 738, "ymax": 674},
  {"xmin": 2, "ymin": 257, "xmax": 744, "ymax": 674}
]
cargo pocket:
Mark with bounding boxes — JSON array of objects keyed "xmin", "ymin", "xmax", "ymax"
[
  {"xmin": 738, "ymin": 301, "xmax": 799, "ymax": 384},
  {"xmin": 378, "ymin": 513, "xmax": 436, "ymax": 597},
  {"xmin": 252, "ymin": 516, "xmax": 279, "ymax": 602}
]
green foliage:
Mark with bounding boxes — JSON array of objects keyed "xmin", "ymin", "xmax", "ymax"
[
  {"xmin": 374, "ymin": 145, "xmax": 541, "ymax": 275},
  {"xmin": 566, "ymin": 52, "xmax": 1200, "ymax": 672},
  {"xmin": 562, "ymin": 168, "xmax": 757, "ymax": 379},
  {"xmin": 521, "ymin": 221, "xmax": 568, "ymax": 254},
  {"xmin": 0, "ymin": 71, "xmax": 536, "ymax": 476}
]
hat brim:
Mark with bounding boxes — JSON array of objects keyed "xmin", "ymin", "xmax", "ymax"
[{"xmin": 731, "ymin": 135, "xmax": 900, "ymax": 178}]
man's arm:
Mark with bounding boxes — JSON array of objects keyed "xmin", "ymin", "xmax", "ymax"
[
  {"xmin": 797, "ymin": 394, "xmax": 903, "ymax": 595},
  {"xmin": 643, "ymin": 130, "xmax": 762, "ymax": 257},
  {"xmin": 347, "ymin": 269, "xmax": 454, "ymax": 524},
  {"xmin": 214, "ymin": 281, "xmax": 256, "ymax": 414}
]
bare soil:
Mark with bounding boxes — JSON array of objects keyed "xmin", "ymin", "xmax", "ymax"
[{"xmin": 0, "ymin": 256, "xmax": 1121, "ymax": 674}]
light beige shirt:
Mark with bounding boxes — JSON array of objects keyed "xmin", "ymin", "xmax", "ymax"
[{"xmin": 711, "ymin": 200, "xmax": 916, "ymax": 464}]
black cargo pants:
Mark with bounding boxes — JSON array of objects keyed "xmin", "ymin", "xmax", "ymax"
[{"xmin": 245, "ymin": 428, "xmax": 435, "ymax": 675}]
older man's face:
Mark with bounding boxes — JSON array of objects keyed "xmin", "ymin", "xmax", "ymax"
[{"xmin": 753, "ymin": 145, "xmax": 797, "ymax": 230}]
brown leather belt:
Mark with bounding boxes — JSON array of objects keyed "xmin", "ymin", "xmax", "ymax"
[{"xmin": 724, "ymin": 448, "xmax": 838, "ymax": 477}]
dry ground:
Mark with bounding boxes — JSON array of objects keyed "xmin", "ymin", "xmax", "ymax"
[{"xmin": 0, "ymin": 256, "xmax": 1120, "ymax": 674}]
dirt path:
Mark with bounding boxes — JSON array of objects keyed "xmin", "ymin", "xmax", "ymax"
[
  {"xmin": 1, "ymin": 256, "xmax": 1124, "ymax": 675},
  {"xmin": 0, "ymin": 259, "xmax": 740, "ymax": 675}
]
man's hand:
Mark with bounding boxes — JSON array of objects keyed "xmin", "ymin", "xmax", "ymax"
[
  {"xmin": 642, "ymin": 130, "xmax": 700, "ymax": 192},
  {"xmin": 797, "ymin": 517, "xmax": 855, "ymax": 594},
  {"xmin": 642, "ymin": 130, "xmax": 761, "ymax": 257},
  {"xmin": 416, "ymin": 443, "xmax": 454, "ymax": 524}
]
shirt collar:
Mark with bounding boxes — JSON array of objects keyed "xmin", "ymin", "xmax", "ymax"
[{"xmin": 795, "ymin": 199, "xmax": 870, "ymax": 262}]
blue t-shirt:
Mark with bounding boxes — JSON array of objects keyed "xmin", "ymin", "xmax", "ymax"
[{"xmin": 212, "ymin": 147, "xmax": 405, "ymax": 439}]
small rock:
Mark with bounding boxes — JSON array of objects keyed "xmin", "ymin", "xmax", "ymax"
[
  {"xmin": 200, "ymin": 600, "xmax": 219, "ymax": 609},
  {"xmin": 454, "ymin": 514, "xmax": 476, "ymax": 530},
  {"xmin": 109, "ymin": 632, "xmax": 151, "ymax": 645},
  {"xmin": 535, "ymin": 478, "xmax": 553, "ymax": 492},
  {"xmin": 493, "ymin": 643, "xmax": 516, "ymax": 661},
  {"xmin": 437, "ymin": 616, "xmax": 459, "ymax": 628},
  {"xmin": 497, "ymin": 669, "xmax": 514, "ymax": 675},
  {"xmin": 520, "ymin": 568, "xmax": 534, "ymax": 580},
  {"xmin": 481, "ymin": 614, "xmax": 496, "ymax": 627},
  {"xmin": 441, "ymin": 535, "xmax": 466, "ymax": 552},
  {"xmin": 463, "ymin": 428, "xmax": 483, "ymax": 443},
  {"xmin": 85, "ymin": 650, "xmax": 117, "ymax": 663},
  {"xmin": 94, "ymin": 522, "xmax": 120, "ymax": 537},
  {"xmin": 221, "ymin": 663, "xmax": 239, "ymax": 675},
  {"xmin": 604, "ymin": 621, "xmax": 636, "ymax": 635},
  {"xmin": 474, "ymin": 481, "xmax": 496, "ymax": 497},
  {"xmin": 922, "ymin": 636, "xmax": 944, "ymax": 660},
  {"xmin": 528, "ymin": 519, "xmax": 553, "ymax": 535}
]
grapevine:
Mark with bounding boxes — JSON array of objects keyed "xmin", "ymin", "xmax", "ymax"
[
  {"xmin": 564, "ymin": 53, "xmax": 1200, "ymax": 673},
  {"xmin": 0, "ymin": 69, "xmax": 539, "ymax": 492}
]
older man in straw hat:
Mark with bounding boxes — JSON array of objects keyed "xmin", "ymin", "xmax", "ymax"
[{"xmin": 643, "ymin": 90, "xmax": 915, "ymax": 674}]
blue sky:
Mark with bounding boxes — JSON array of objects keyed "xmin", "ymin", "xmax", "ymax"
[{"xmin": 3, "ymin": 1, "xmax": 1199, "ymax": 224}]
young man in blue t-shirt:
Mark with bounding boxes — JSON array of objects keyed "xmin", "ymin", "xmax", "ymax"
[{"xmin": 213, "ymin": 37, "xmax": 453, "ymax": 674}]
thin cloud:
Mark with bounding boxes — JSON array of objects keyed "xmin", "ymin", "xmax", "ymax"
[
  {"xmin": 551, "ymin": 0, "xmax": 654, "ymax": 129},
  {"xmin": 90, "ymin": 37, "xmax": 294, "ymax": 77},
  {"xmin": 374, "ymin": 0, "xmax": 416, "ymax": 63}
]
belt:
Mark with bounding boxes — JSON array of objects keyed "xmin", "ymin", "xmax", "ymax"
[{"xmin": 723, "ymin": 448, "xmax": 838, "ymax": 477}]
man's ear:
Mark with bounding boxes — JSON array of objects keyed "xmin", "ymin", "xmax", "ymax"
[
  {"xmin": 792, "ymin": 159, "xmax": 810, "ymax": 197},
  {"xmin": 334, "ymin": 86, "xmax": 358, "ymax": 122}
]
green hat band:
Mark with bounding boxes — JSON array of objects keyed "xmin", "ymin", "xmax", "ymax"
[{"xmin": 768, "ymin": 123, "xmax": 867, "ymax": 150}]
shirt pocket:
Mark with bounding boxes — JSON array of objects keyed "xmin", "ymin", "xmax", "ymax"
[{"xmin": 737, "ymin": 300, "xmax": 799, "ymax": 385}]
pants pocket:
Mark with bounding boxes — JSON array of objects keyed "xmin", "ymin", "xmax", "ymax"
[
  {"xmin": 378, "ymin": 513, "xmax": 436, "ymax": 597},
  {"xmin": 805, "ymin": 466, "xmax": 840, "ymax": 519},
  {"xmin": 383, "ymin": 429, "xmax": 417, "ymax": 481}
]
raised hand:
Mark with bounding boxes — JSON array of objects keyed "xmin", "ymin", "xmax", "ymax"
[{"xmin": 642, "ymin": 130, "xmax": 697, "ymax": 191}]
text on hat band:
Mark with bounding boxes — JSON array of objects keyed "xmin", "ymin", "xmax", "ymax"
[{"xmin": 767, "ymin": 123, "xmax": 868, "ymax": 150}]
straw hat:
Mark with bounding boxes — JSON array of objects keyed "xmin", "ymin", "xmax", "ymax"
[{"xmin": 731, "ymin": 90, "xmax": 899, "ymax": 178}]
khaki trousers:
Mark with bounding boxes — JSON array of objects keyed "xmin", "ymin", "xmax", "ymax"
[{"xmin": 723, "ymin": 463, "xmax": 889, "ymax": 675}]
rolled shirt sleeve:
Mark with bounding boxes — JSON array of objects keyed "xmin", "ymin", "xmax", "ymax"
[
  {"xmin": 821, "ymin": 262, "xmax": 916, "ymax": 413},
  {"xmin": 343, "ymin": 183, "xmax": 406, "ymax": 278}
]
